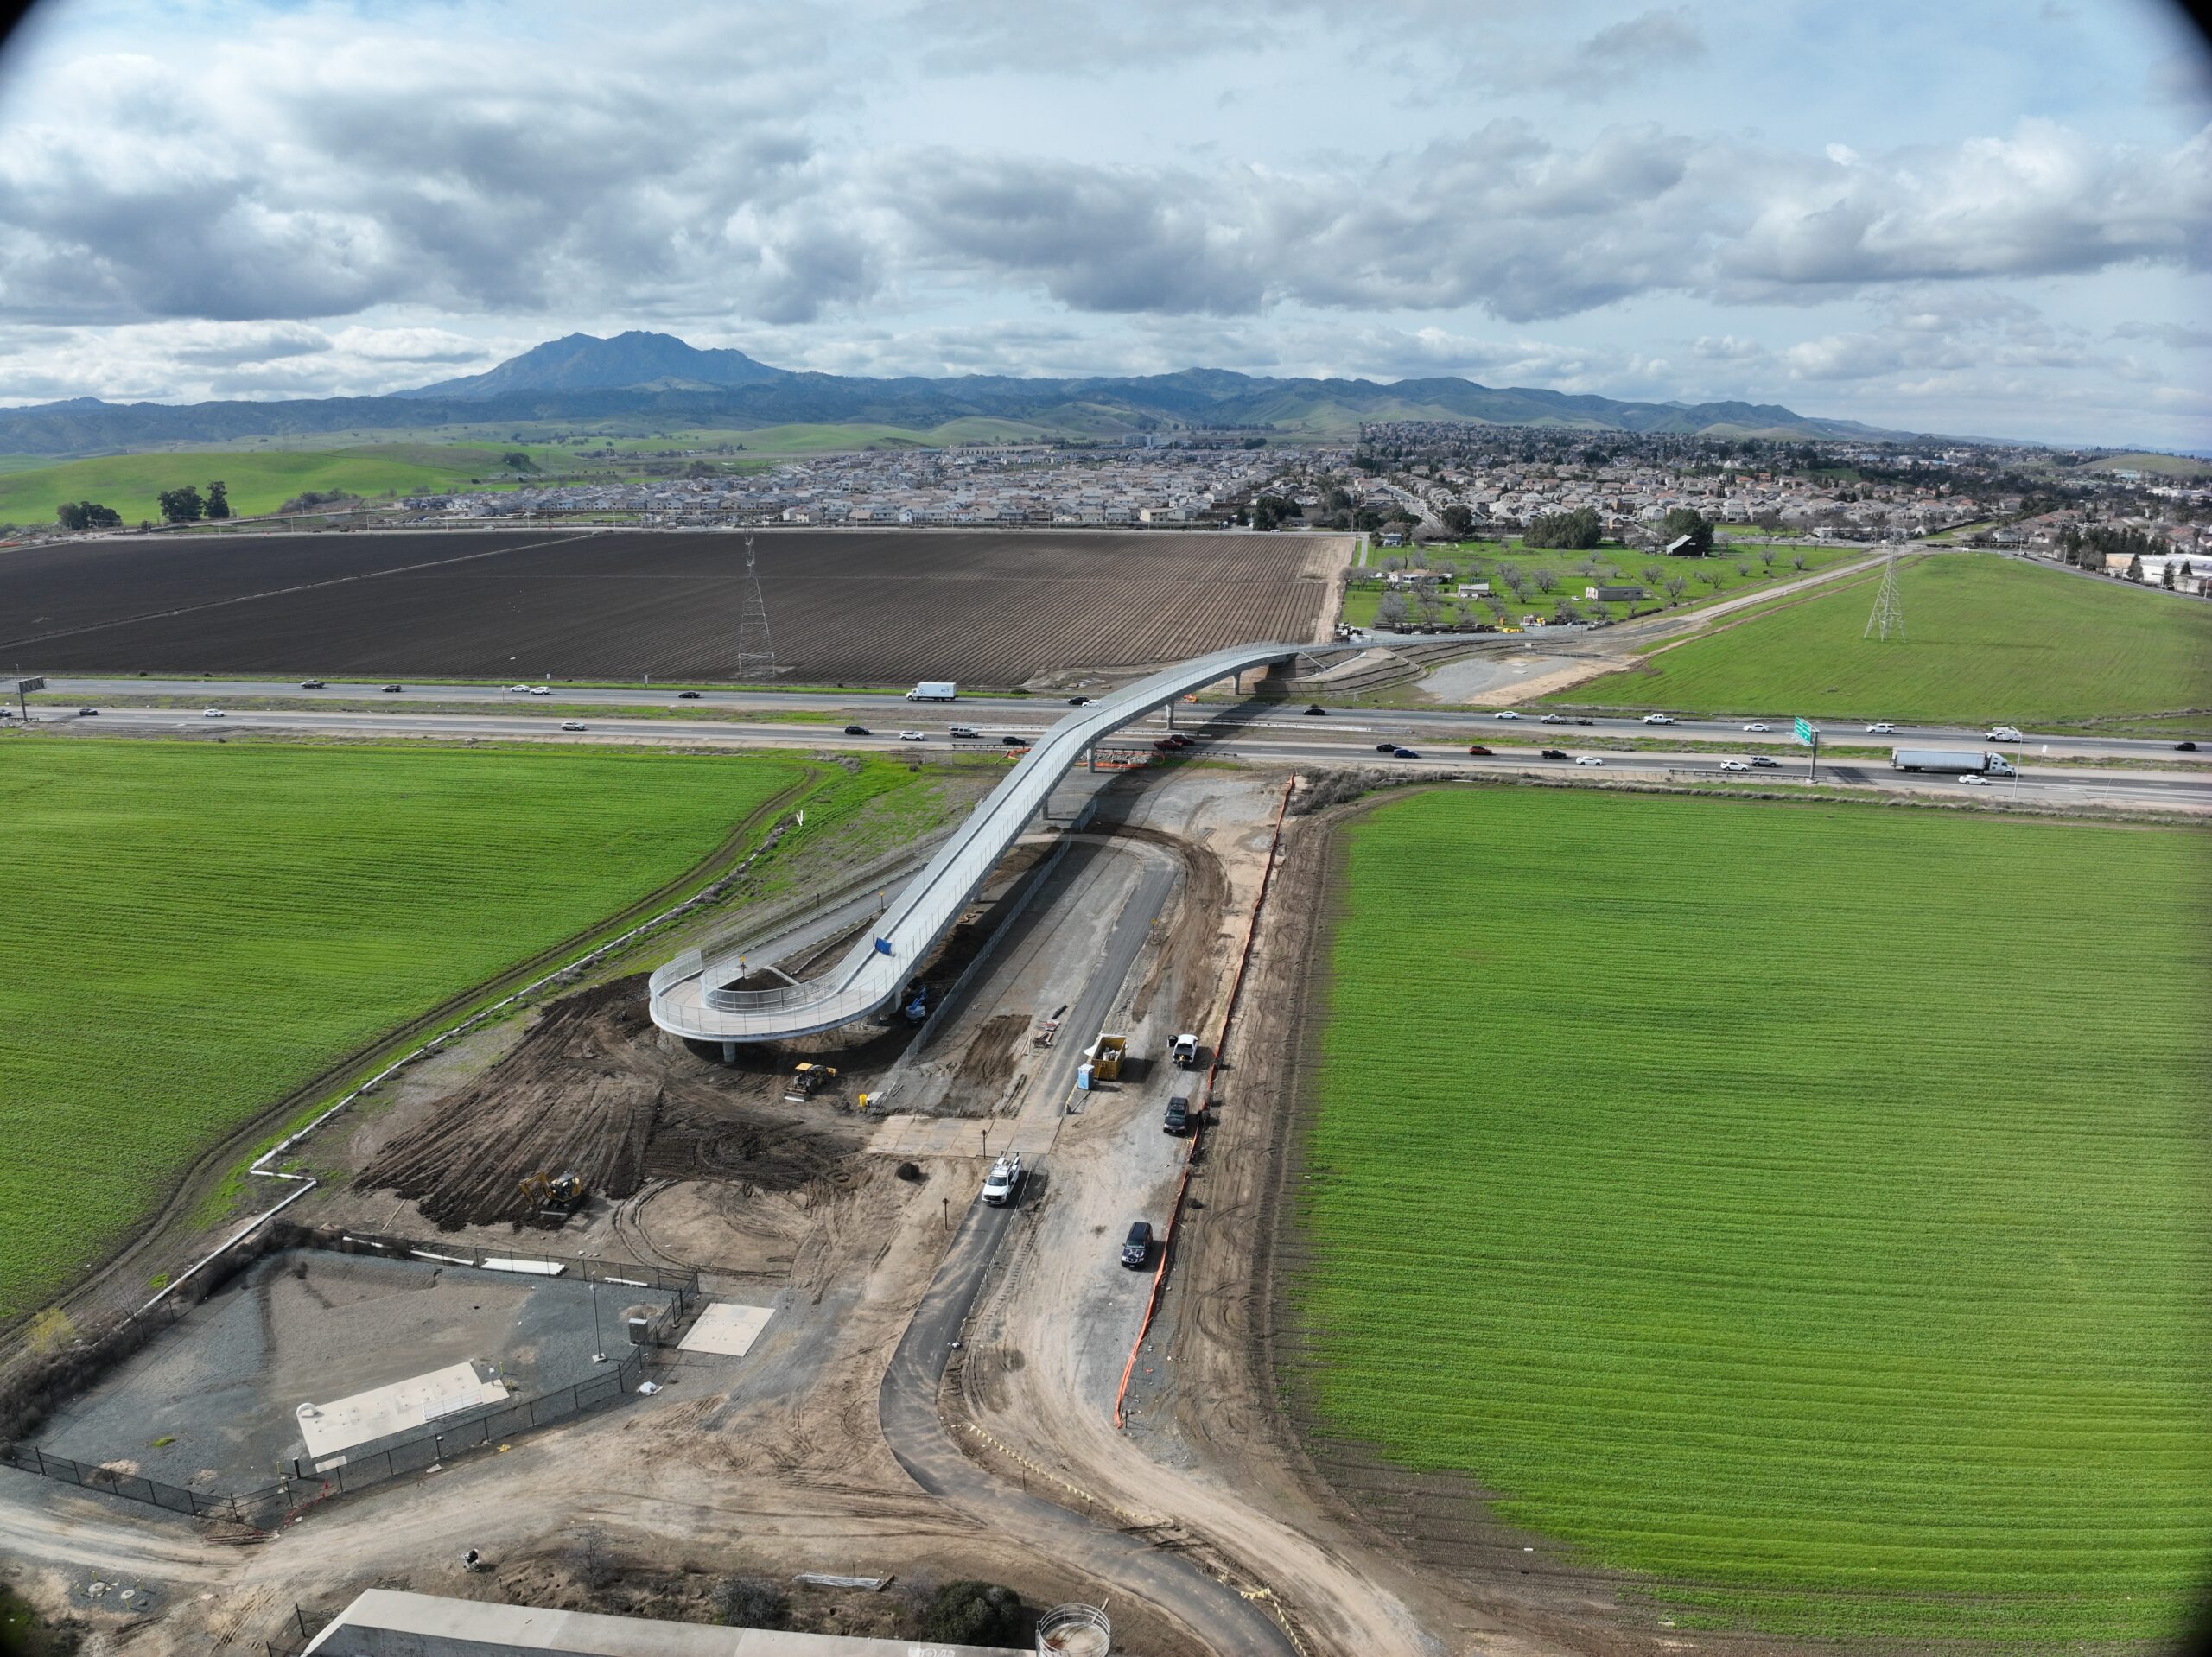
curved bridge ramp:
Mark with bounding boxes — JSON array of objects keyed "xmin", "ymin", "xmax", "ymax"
[{"xmin": 650, "ymin": 641, "xmax": 1319, "ymax": 1045}]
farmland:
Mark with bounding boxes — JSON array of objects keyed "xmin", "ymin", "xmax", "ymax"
[
  {"xmin": 1554, "ymin": 553, "xmax": 2212, "ymax": 729},
  {"xmin": 0, "ymin": 528, "xmax": 1346, "ymax": 686},
  {"xmin": 1296, "ymin": 785, "xmax": 2211, "ymax": 1643},
  {"xmin": 0, "ymin": 739, "xmax": 838, "ymax": 1322},
  {"xmin": 1341, "ymin": 538, "xmax": 1863, "ymax": 628},
  {"xmin": 0, "ymin": 445, "xmax": 538, "ymax": 525}
]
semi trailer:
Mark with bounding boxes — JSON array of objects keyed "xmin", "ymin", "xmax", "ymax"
[
  {"xmin": 907, "ymin": 681, "xmax": 957, "ymax": 701},
  {"xmin": 1891, "ymin": 748, "xmax": 2017, "ymax": 776}
]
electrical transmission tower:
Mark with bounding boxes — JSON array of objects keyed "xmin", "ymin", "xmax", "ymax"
[
  {"xmin": 733, "ymin": 529, "xmax": 779, "ymax": 681},
  {"xmin": 1864, "ymin": 550, "xmax": 1905, "ymax": 641}
]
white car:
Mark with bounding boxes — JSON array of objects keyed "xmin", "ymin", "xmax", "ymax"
[
  {"xmin": 560, "ymin": 721, "xmax": 587, "ymax": 732},
  {"xmin": 1741, "ymin": 722, "xmax": 1770, "ymax": 733},
  {"xmin": 1986, "ymin": 727, "xmax": 2023, "ymax": 743},
  {"xmin": 1492, "ymin": 710, "xmax": 1522, "ymax": 721},
  {"xmin": 507, "ymin": 683, "xmax": 532, "ymax": 694},
  {"xmin": 1642, "ymin": 713, "xmax": 1675, "ymax": 725},
  {"xmin": 528, "ymin": 685, "xmax": 551, "ymax": 696},
  {"xmin": 1720, "ymin": 759, "xmax": 1751, "ymax": 771},
  {"xmin": 202, "ymin": 708, "xmax": 226, "ymax": 718},
  {"xmin": 981, "ymin": 1152, "xmax": 1022, "ymax": 1206},
  {"xmin": 1866, "ymin": 721, "xmax": 1897, "ymax": 734},
  {"xmin": 899, "ymin": 730, "xmax": 927, "ymax": 741},
  {"xmin": 1540, "ymin": 714, "xmax": 1565, "ymax": 724},
  {"xmin": 1960, "ymin": 773, "xmax": 1991, "ymax": 785},
  {"xmin": 1573, "ymin": 754, "xmax": 1605, "ymax": 766}
]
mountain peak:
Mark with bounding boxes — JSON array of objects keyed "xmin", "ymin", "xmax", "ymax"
[{"xmin": 399, "ymin": 331, "xmax": 787, "ymax": 399}]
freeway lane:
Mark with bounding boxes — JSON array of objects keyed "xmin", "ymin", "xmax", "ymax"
[
  {"xmin": 30, "ymin": 676, "xmax": 2202, "ymax": 759},
  {"xmin": 26, "ymin": 704, "xmax": 2212, "ymax": 808}
]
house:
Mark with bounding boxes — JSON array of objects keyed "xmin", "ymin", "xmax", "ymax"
[
  {"xmin": 1456, "ymin": 581, "xmax": 1491, "ymax": 598},
  {"xmin": 1587, "ymin": 584, "xmax": 1648, "ymax": 601},
  {"xmin": 1663, "ymin": 534, "xmax": 1702, "ymax": 556}
]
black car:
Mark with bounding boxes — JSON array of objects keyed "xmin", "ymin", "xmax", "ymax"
[
  {"xmin": 677, "ymin": 689, "xmax": 702, "ymax": 699},
  {"xmin": 1541, "ymin": 746, "xmax": 1569, "ymax": 759},
  {"xmin": 843, "ymin": 724, "xmax": 871, "ymax": 736},
  {"xmin": 1376, "ymin": 741, "xmax": 1398, "ymax": 753},
  {"xmin": 1121, "ymin": 1221, "xmax": 1153, "ymax": 1268},
  {"xmin": 2178, "ymin": 740, "xmax": 2199, "ymax": 752},
  {"xmin": 1572, "ymin": 717, "xmax": 1593, "ymax": 726},
  {"xmin": 1164, "ymin": 1095, "xmax": 1192, "ymax": 1135},
  {"xmin": 77, "ymin": 708, "xmax": 98, "ymax": 716},
  {"xmin": 299, "ymin": 679, "xmax": 325, "ymax": 689},
  {"xmin": 380, "ymin": 683, "xmax": 404, "ymax": 693},
  {"xmin": 1001, "ymin": 734, "xmax": 1027, "ymax": 746},
  {"xmin": 1068, "ymin": 695, "xmax": 1093, "ymax": 706},
  {"xmin": 1391, "ymin": 746, "xmax": 1420, "ymax": 759},
  {"xmin": 1303, "ymin": 704, "xmax": 1328, "ymax": 716}
]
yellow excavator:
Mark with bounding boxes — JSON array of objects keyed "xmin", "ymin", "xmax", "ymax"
[{"xmin": 518, "ymin": 1170, "xmax": 586, "ymax": 1218}]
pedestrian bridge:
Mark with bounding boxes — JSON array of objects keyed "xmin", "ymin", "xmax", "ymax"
[{"xmin": 648, "ymin": 641, "xmax": 1323, "ymax": 1045}]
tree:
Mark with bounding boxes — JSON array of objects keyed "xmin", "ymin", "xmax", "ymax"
[
  {"xmin": 1663, "ymin": 575, "xmax": 1688, "ymax": 604},
  {"xmin": 157, "ymin": 485, "xmax": 205, "ymax": 523},
  {"xmin": 715, "ymin": 1578, "xmax": 790, "ymax": 1630},
  {"xmin": 1758, "ymin": 548, "xmax": 1777, "ymax": 569},
  {"xmin": 2162, "ymin": 561, "xmax": 2177, "ymax": 588},
  {"xmin": 1551, "ymin": 598, "xmax": 1581, "ymax": 625},
  {"xmin": 1735, "ymin": 562, "xmax": 1751, "ymax": 577},
  {"xmin": 1641, "ymin": 564, "xmax": 1662, "ymax": 586},
  {"xmin": 1532, "ymin": 568, "xmax": 1558, "ymax": 594},
  {"xmin": 57, "ymin": 500, "xmax": 120, "ymax": 531},
  {"xmin": 1659, "ymin": 506, "xmax": 1713, "ymax": 556},
  {"xmin": 501, "ymin": 450, "xmax": 537, "ymax": 471},
  {"xmin": 1523, "ymin": 506, "xmax": 1601, "ymax": 549},
  {"xmin": 1440, "ymin": 503, "xmax": 1473, "ymax": 537},
  {"xmin": 205, "ymin": 480, "xmax": 231, "ymax": 520},
  {"xmin": 1374, "ymin": 590, "xmax": 1409, "ymax": 629},
  {"xmin": 1790, "ymin": 552, "xmax": 1808, "ymax": 572},
  {"xmin": 2126, "ymin": 554, "xmax": 2144, "ymax": 582},
  {"xmin": 1251, "ymin": 493, "xmax": 1293, "ymax": 530},
  {"xmin": 919, "ymin": 1582, "xmax": 1024, "ymax": 1646}
]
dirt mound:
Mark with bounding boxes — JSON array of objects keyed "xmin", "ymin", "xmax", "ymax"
[{"xmin": 358, "ymin": 975, "xmax": 861, "ymax": 1228}]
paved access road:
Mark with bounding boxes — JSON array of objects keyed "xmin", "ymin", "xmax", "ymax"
[{"xmin": 31, "ymin": 674, "xmax": 2198, "ymax": 760}]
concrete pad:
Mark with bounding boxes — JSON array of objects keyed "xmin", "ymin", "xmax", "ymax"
[
  {"xmin": 296, "ymin": 1359, "xmax": 507, "ymax": 1462},
  {"xmin": 678, "ymin": 1301, "xmax": 775, "ymax": 1357}
]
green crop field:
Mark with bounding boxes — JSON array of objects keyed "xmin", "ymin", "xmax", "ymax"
[
  {"xmin": 0, "ymin": 445, "xmax": 539, "ymax": 525},
  {"xmin": 1555, "ymin": 553, "xmax": 2212, "ymax": 729},
  {"xmin": 1299, "ymin": 785, "xmax": 2211, "ymax": 1644},
  {"xmin": 0, "ymin": 738, "xmax": 831, "ymax": 1321}
]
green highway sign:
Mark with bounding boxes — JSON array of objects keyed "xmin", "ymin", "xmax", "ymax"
[{"xmin": 1793, "ymin": 717, "xmax": 1816, "ymax": 746}]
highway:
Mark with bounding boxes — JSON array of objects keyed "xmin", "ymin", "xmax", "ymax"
[
  {"xmin": 28, "ymin": 673, "xmax": 2197, "ymax": 762},
  {"xmin": 23, "ymin": 701, "xmax": 2210, "ymax": 809}
]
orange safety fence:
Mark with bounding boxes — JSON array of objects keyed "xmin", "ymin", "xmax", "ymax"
[{"xmin": 1113, "ymin": 775, "xmax": 1296, "ymax": 1428}]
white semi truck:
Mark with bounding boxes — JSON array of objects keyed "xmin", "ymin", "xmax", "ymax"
[
  {"xmin": 907, "ymin": 681, "xmax": 957, "ymax": 701},
  {"xmin": 1891, "ymin": 748, "xmax": 2017, "ymax": 777}
]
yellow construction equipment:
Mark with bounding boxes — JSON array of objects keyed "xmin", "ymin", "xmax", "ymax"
[
  {"xmin": 518, "ymin": 1171, "xmax": 585, "ymax": 1216},
  {"xmin": 785, "ymin": 1062, "xmax": 839, "ymax": 1103}
]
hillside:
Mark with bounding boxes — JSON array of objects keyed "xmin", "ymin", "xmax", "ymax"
[{"xmin": 0, "ymin": 332, "xmax": 1914, "ymax": 456}]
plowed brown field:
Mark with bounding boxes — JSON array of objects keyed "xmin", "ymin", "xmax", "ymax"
[{"xmin": 3, "ymin": 527, "xmax": 1348, "ymax": 685}]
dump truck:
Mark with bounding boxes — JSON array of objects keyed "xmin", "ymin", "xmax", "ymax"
[
  {"xmin": 906, "ymin": 681, "xmax": 957, "ymax": 701},
  {"xmin": 784, "ymin": 1062, "xmax": 838, "ymax": 1103},
  {"xmin": 1891, "ymin": 748, "xmax": 2017, "ymax": 777}
]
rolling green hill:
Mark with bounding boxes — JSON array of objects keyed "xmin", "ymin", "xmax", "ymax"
[{"xmin": 0, "ymin": 444, "xmax": 535, "ymax": 525}]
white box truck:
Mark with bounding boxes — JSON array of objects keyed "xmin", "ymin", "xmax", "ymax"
[
  {"xmin": 907, "ymin": 681, "xmax": 957, "ymax": 702},
  {"xmin": 1891, "ymin": 748, "xmax": 2017, "ymax": 777}
]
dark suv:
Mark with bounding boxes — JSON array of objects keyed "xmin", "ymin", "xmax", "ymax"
[
  {"xmin": 1121, "ymin": 1222, "xmax": 1153, "ymax": 1268},
  {"xmin": 1164, "ymin": 1095, "xmax": 1192, "ymax": 1135}
]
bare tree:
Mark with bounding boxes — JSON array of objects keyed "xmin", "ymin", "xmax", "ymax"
[
  {"xmin": 1663, "ymin": 575, "xmax": 1688, "ymax": 604},
  {"xmin": 569, "ymin": 1526, "xmax": 616, "ymax": 1594},
  {"xmin": 1375, "ymin": 590, "xmax": 1410, "ymax": 628},
  {"xmin": 1533, "ymin": 568, "xmax": 1558, "ymax": 594},
  {"xmin": 1736, "ymin": 562, "xmax": 1751, "ymax": 577},
  {"xmin": 1642, "ymin": 564, "xmax": 1662, "ymax": 586},
  {"xmin": 1758, "ymin": 548, "xmax": 1777, "ymax": 569},
  {"xmin": 1790, "ymin": 552, "xmax": 1808, "ymax": 571}
]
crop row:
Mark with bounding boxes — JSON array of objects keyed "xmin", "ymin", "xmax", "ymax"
[
  {"xmin": 0, "ymin": 740, "xmax": 813, "ymax": 1321},
  {"xmin": 1295, "ymin": 786, "xmax": 2212, "ymax": 1644}
]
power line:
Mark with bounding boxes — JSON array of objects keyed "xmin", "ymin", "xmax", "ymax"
[
  {"xmin": 1864, "ymin": 549, "xmax": 1904, "ymax": 642},
  {"xmin": 733, "ymin": 529, "xmax": 778, "ymax": 681}
]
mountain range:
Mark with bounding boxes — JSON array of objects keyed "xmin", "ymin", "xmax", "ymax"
[{"xmin": 0, "ymin": 330, "xmax": 1911, "ymax": 455}]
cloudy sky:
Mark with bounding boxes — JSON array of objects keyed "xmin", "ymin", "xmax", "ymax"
[{"xmin": 0, "ymin": 0, "xmax": 2208, "ymax": 448}]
